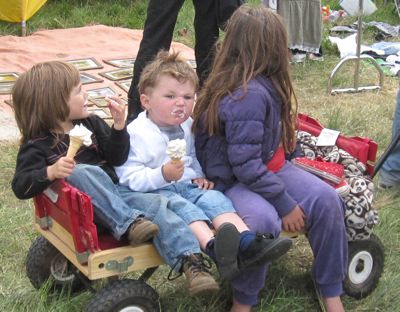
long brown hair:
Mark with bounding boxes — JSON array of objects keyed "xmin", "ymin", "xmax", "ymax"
[
  {"xmin": 192, "ymin": 4, "xmax": 297, "ymax": 153},
  {"xmin": 12, "ymin": 61, "xmax": 80, "ymax": 143}
]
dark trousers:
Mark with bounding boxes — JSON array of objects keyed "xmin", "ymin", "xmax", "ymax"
[{"xmin": 127, "ymin": 0, "xmax": 243, "ymax": 120}]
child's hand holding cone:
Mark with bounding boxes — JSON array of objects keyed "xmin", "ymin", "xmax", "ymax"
[{"xmin": 163, "ymin": 139, "xmax": 186, "ymax": 181}]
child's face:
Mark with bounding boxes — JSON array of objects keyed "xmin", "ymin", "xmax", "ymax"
[
  {"xmin": 140, "ymin": 74, "xmax": 195, "ymax": 127},
  {"xmin": 68, "ymin": 83, "xmax": 89, "ymax": 120}
]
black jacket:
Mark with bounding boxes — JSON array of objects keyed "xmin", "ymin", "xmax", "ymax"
[{"xmin": 12, "ymin": 115, "xmax": 129, "ymax": 199}]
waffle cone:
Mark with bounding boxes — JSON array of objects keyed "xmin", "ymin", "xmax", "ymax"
[
  {"xmin": 171, "ymin": 157, "xmax": 181, "ymax": 163},
  {"xmin": 67, "ymin": 136, "xmax": 84, "ymax": 158}
]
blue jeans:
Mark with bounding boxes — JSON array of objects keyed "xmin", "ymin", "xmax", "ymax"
[
  {"xmin": 67, "ymin": 164, "xmax": 201, "ymax": 270},
  {"xmin": 380, "ymin": 89, "xmax": 400, "ymax": 186},
  {"xmin": 151, "ymin": 182, "xmax": 236, "ymax": 225}
]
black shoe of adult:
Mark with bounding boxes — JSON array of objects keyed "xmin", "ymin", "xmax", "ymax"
[
  {"xmin": 238, "ymin": 234, "xmax": 292, "ymax": 269},
  {"xmin": 214, "ymin": 223, "xmax": 240, "ymax": 281}
]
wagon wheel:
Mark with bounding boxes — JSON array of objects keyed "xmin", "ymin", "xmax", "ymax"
[
  {"xmin": 86, "ymin": 279, "xmax": 160, "ymax": 312},
  {"xmin": 26, "ymin": 235, "xmax": 90, "ymax": 293},
  {"xmin": 343, "ymin": 234, "xmax": 385, "ymax": 299}
]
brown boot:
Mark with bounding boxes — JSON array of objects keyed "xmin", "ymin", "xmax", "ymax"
[
  {"xmin": 127, "ymin": 217, "xmax": 159, "ymax": 245},
  {"xmin": 181, "ymin": 253, "xmax": 220, "ymax": 296}
]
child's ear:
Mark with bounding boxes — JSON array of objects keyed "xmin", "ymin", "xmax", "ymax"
[{"xmin": 140, "ymin": 94, "xmax": 150, "ymax": 110}]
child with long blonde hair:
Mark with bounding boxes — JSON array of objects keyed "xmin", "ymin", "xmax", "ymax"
[{"xmin": 193, "ymin": 5, "xmax": 347, "ymax": 312}]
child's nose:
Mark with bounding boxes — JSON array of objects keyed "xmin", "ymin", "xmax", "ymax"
[{"xmin": 175, "ymin": 97, "xmax": 185, "ymax": 106}]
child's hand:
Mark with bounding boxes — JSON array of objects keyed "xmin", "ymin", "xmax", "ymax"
[
  {"xmin": 47, "ymin": 157, "xmax": 75, "ymax": 181},
  {"xmin": 192, "ymin": 177, "xmax": 214, "ymax": 190},
  {"xmin": 106, "ymin": 96, "xmax": 127, "ymax": 130},
  {"xmin": 282, "ymin": 205, "xmax": 306, "ymax": 233},
  {"xmin": 162, "ymin": 160, "xmax": 184, "ymax": 182}
]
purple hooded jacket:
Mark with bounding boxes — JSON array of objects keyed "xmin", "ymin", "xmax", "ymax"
[{"xmin": 195, "ymin": 76, "xmax": 297, "ymax": 217}]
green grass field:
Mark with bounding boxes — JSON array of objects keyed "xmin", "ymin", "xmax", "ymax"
[{"xmin": 1, "ymin": 0, "xmax": 400, "ymax": 311}]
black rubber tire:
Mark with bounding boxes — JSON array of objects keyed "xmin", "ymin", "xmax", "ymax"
[
  {"xmin": 343, "ymin": 234, "xmax": 385, "ymax": 299},
  {"xmin": 26, "ymin": 235, "xmax": 89, "ymax": 292},
  {"xmin": 86, "ymin": 279, "xmax": 160, "ymax": 312}
]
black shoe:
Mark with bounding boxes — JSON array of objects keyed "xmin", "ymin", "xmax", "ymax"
[
  {"xmin": 238, "ymin": 234, "xmax": 292, "ymax": 269},
  {"xmin": 214, "ymin": 223, "xmax": 240, "ymax": 280},
  {"xmin": 378, "ymin": 182, "xmax": 394, "ymax": 190}
]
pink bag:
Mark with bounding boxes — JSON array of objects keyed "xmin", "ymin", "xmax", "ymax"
[{"xmin": 292, "ymin": 157, "xmax": 344, "ymax": 185}]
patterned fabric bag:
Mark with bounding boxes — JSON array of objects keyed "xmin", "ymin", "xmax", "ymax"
[{"xmin": 296, "ymin": 131, "xmax": 379, "ymax": 241}]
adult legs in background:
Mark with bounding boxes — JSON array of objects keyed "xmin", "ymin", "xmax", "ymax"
[
  {"xmin": 127, "ymin": 0, "xmax": 243, "ymax": 120},
  {"xmin": 127, "ymin": 0, "xmax": 185, "ymax": 119},
  {"xmin": 277, "ymin": 0, "xmax": 322, "ymax": 63},
  {"xmin": 192, "ymin": 0, "xmax": 219, "ymax": 85},
  {"xmin": 193, "ymin": 0, "xmax": 243, "ymax": 85},
  {"xmin": 380, "ymin": 89, "xmax": 400, "ymax": 188}
]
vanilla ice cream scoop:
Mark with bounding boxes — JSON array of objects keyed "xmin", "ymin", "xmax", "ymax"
[
  {"xmin": 166, "ymin": 139, "xmax": 186, "ymax": 162},
  {"xmin": 69, "ymin": 124, "xmax": 93, "ymax": 146},
  {"xmin": 67, "ymin": 124, "xmax": 93, "ymax": 158}
]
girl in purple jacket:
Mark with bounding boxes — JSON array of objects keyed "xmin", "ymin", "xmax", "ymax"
[{"xmin": 193, "ymin": 5, "xmax": 347, "ymax": 312}]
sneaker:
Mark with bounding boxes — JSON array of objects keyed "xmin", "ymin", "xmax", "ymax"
[
  {"xmin": 238, "ymin": 234, "xmax": 292, "ymax": 268},
  {"xmin": 213, "ymin": 223, "xmax": 240, "ymax": 280},
  {"xmin": 291, "ymin": 53, "xmax": 307, "ymax": 63},
  {"xmin": 378, "ymin": 182, "xmax": 394, "ymax": 190},
  {"xmin": 127, "ymin": 217, "xmax": 159, "ymax": 245},
  {"xmin": 308, "ymin": 53, "xmax": 324, "ymax": 61},
  {"xmin": 181, "ymin": 254, "xmax": 220, "ymax": 296}
]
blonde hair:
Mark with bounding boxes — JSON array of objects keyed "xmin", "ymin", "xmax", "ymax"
[
  {"xmin": 12, "ymin": 61, "xmax": 80, "ymax": 143},
  {"xmin": 138, "ymin": 51, "xmax": 199, "ymax": 95},
  {"xmin": 193, "ymin": 4, "xmax": 297, "ymax": 153}
]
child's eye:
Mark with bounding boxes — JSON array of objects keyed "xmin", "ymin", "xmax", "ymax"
[
  {"xmin": 184, "ymin": 95, "xmax": 194, "ymax": 101},
  {"xmin": 165, "ymin": 95, "xmax": 175, "ymax": 99}
]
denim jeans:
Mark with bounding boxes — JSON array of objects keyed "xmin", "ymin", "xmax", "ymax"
[
  {"xmin": 67, "ymin": 164, "xmax": 201, "ymax": 270},
  {"xmin": 151, "ymin": 182, "xmax": 236, "ymax": 225},
  {"xmin": 380, "ymin": 89, "xmax": 400, "ymax": 186}
]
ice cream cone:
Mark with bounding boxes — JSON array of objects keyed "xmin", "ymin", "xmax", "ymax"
[
  {"xmin": 166, "ymin": 139, "xmax": 186, "ymax": 163},
  {"xmin": 67, "ymin": 136, "xmax": 84, "ymax": 158}
]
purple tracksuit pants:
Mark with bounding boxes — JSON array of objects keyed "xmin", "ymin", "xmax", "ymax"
[{"xmin": 224, "ymin": 161, "xmax": 348, "ymax": 306}]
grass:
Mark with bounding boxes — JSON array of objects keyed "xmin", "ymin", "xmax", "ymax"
[{"xmin": 1, "ymin": 0, "xmax": 400, "ymax": 311}]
